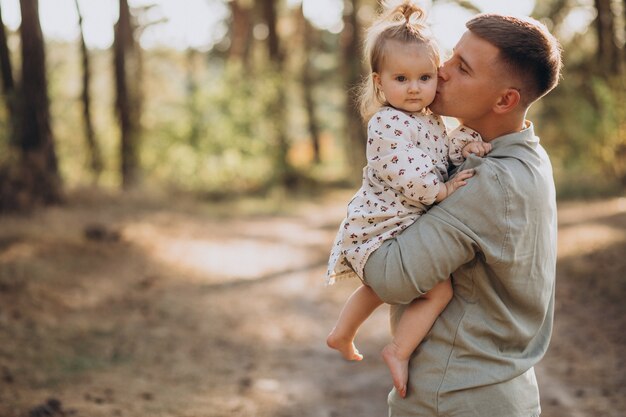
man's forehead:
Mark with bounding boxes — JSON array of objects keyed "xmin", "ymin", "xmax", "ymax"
[{"xmin": 453, "ymin": 31, "xmax": 500, "ymax": 68}]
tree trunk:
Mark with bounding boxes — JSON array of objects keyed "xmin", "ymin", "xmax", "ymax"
[
  {"xmin": 594, "ymin": 0, "xmax": 621, "ymax": 74},
  {"xmin": 114, "ymin": 0, "xmax": 141, "ymax": 188},
  {"xmin": 262, "ymin": 0, "xmax": 282, "ymax": 63},
  {"xmin": 74, "ymin": 0, "xmax": 102, "ymax": 182},
  {"xmin": 185, "ymin": 48, "xmax": 202, "ymax": 147},
  {"xmin": 299, "ymin": 5, "xmax": 321, "ymax": 164},
  {"xmin": 227, "ymin": 0, "xmax": 253, "ymax": 67},
  {"xmin": 341, "ymin": 0, "xmax": 367, "ymax": 182},
  {"xmin": 15, "ymin": 0, "xmax": 61, "ymax": 207},
  {"xmin": 0, "ymin": 4, "xmax": 15, "ymax": 139},
  {"xmin": 619, "ymin": 0, "xmax": 626, "ymax": 75},
  {"xmin": 260, "ymin": 0, "xmax": 294, "ymax": 187}
]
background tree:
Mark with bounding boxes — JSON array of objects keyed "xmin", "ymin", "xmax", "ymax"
[
  {"xmin": 261, "ymin": 0, "xmax": 296, "ymax": 186},
  {"xmin": 341, "ymin": 0, "xmax": 367, "ymax": 181},
  {"xmin": 74, "ymin": 0, "xmax": 103, "ymax": 182},
  {"xmin": 594, "ymin": 0, "xmax": 622, "ymax": 74},
  {"xmin": 12, "ymin": 0, "xmax": 61, "ymax": 208},
  {"xmin": 227, "ymin": 0, "xmax": 254, "ymax": 67},
  {"xmin": 114, "ymin": 0, "xmax": 141, "ymax": 189},
  {"xmin": 0, "ymin": 5, "xmax": 15, "ymax": 142},
  {"xmin": 298, "ymin": 4, "xmax": 322, "ymax": 164}
]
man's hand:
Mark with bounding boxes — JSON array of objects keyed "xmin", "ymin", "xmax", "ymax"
[
  {"xmin": 435, "ymin": 169, "xmax": 475, "ymax": 202},
  {"xmin": 462, "ymin": 142, "xmax": 492, "ymax": 158}
]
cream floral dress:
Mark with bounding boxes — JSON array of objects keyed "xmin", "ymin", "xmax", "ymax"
[{"xmin": 326, "ymin": 107, "xmax": 481, "ymax": 284}]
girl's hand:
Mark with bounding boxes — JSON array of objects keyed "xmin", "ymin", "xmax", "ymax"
[
  {"xmin": 435, "ymin": 169, "xmax": 475, "ymax": 202},
  {"xmin": 462, "ymin": 142, "xmax": 492, "ymax": 158}
]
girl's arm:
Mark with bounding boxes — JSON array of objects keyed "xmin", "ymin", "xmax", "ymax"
[
  {"xmin": 435, "ymin": 168, "xmax": 474, "ymax": 202},
  {"xmin": 448, "ymin": 125, "xmax": 486, "ymax": 166}
]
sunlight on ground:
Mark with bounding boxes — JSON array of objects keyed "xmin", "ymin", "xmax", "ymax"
[
  {"xmin": 1, "ymin": 193, "xmax": 624, "ymax": 417},
  {"xmin": 0, "ymin": 241, "xmax": 36, "ymax": 262},
  {"xmin": 557, "ymin": 197, "xmax": 626, "ymax": 259},
  {"xmin": 558, "ymin": 197, "xmax": 626, "ymax": 226},
  {"xmin": 122, "ymin": 220, "xmax": 324, "ymax": 284},
  {"xmin": 557, "ymin": 224, "xmax": 625, "ymax": 259}
]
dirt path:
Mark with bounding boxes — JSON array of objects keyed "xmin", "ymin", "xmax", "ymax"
[{"xmin": 0, "ymin": 191, "xmax": 624, "ymax": 417}]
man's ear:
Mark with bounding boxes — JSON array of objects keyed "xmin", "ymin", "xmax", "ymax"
[{"xmin": 493, "ymin": 88, "xmax": 521, "ymax": 114}]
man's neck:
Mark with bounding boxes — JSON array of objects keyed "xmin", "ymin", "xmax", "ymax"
[{"xmin": 461, "ymin": 113, "xmax": 527, "ymax": 142}]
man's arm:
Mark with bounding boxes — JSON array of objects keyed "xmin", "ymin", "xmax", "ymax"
[{"xmin": 363, "ymin": 158, "xmax": 504, "ymax": 304}]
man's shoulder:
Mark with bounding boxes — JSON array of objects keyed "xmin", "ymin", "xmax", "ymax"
[{"xmin": 438, "ymin": 159, "xmax": 507, "ymax": 218}]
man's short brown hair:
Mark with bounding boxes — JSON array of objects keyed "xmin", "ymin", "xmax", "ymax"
[{"xmin": 466, "ymin": 14, "xmax": 562, "ymax": 106}]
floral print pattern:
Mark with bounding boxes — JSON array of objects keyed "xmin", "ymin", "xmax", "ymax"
[{"xmin": 326, "ymin": 107, "xmax": 481, "ymax": 284}]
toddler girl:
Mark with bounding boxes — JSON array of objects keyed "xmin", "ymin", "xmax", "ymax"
[{"xmin": 325, "ymin": 0, "xmax": 490, "ymax": 398}]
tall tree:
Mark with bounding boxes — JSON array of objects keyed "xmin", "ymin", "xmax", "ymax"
[
  {"xmin": 74, "ymin": 0, "xmax": 103, "ymax": 182},
  {"xmin": 298, "ymin": 4, "xmax": 322, "ymax": 164},
  {"xmin": 0, "ymin": 4, "xmax": 15, "ymax": 141},
  {"xmin": 185, "ymin": 48, "xmax": 203, "ymax": 147},
  {"xmin": 594, "ymin": 0, "xmax": 622, "ymax": 74},
  {"xmin": 260, "ymin": 0, "xmax": 295, "ymax": 186},
  {"xmin": 113, "ymin": 0, "xmax": 141, "ymax": 188},
  {"xmin": 341, "ymin": 0, "xmax": 367, "ymax": 180},
  {"xmin": 227, "ymin": 0, "xmax": 254, "ymax": 67},
  {"xmin": 16, "ymin": 0, "xmax": 61, "ymax": 206}
]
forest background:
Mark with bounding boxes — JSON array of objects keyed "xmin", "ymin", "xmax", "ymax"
[
  {"xmin": 0, "ymin": 1, "xmax": 624, "ymax": 417},
  {"xmin": 0, "ymin": 0, "xmax": 624, "ymax": 206}
]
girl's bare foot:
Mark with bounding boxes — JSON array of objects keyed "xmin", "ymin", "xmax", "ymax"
[
  {"xmin": 326, "ymin": 329, "xmax": 363, "ymax": 361},
  {"xmin": 381, "ymin": 343, "xmax": 409, "ymax": 398}
]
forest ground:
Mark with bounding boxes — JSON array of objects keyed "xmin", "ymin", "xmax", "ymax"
[{"xmin": 0, "ymin": 189, "xmax": 624, "ymax": 417}]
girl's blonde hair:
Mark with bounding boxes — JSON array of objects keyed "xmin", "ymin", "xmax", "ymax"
[{"xmin": 358, "ymin": 1, "xmax": 440, "ymax": 121}]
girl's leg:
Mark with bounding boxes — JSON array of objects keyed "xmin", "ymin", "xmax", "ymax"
[
  {"xmin": 327, "ymin": 284, "xmax": 384, "ymax": 360},
  {"xmin": 381, "ymin": 277, "xmax": 453, "ymax": 398}
]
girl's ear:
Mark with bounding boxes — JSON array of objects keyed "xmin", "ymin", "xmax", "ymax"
[
  {"xmin": 373, "ymin": 72, "xmax": 382, "ymax": 90},
  {"xmin": 493, "ymin": 88, "xmax": 521, "ymax": 114}
]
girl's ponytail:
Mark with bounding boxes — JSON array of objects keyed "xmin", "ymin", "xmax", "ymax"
[{"xmin": 380, "ymin": 1, "xmax": 426, "ymax": 28}]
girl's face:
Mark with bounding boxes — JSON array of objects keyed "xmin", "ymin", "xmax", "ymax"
[{"xmin": 373, "ymin": 40, "xmax": 438, "ymax": 113}]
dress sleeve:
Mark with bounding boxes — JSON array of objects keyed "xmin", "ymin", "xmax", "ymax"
[
  {"xmin": 367, "ymin": 111, "xmax": 441, "ymax": 206},
  {"xmin": 448, "ymin": 125, "xmax": 483, "ymax": 167}
]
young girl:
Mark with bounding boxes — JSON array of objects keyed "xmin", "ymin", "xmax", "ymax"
[{"xmin": 325, "ymin": 1, "xmax": 490, "ymax": 398}]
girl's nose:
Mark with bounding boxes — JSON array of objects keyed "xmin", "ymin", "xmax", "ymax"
[{"xmin": 409, "ymin": 80, "xmax": 420, "ymax": 92}]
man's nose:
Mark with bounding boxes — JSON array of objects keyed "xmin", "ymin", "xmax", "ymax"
[{"xmin": 438, "ymin": 63, "xmax": 450, "ymax": 81}]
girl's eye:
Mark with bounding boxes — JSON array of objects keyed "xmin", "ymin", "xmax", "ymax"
[
  {"xmin": 420, "ymin": 75, "xmax": 431, "ymax": 81},
  {"xmin": 459, "ymin": 65, "xmax": 468, "ymax": 74},
  {"xmin": 396, "ymin": 76, "xmax": 407, "ymax": 82}
]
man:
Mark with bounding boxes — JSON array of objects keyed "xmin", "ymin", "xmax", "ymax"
[{"xmin": 363, "ymin": 13, "xmax": 562, "ymax": 417}]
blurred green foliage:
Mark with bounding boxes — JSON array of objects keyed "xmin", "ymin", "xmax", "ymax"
[
  {"xmin": 43, "ymin": 35, "xmax": 349, "ymax": 196},
  {"xmin": 3, "ymin": 2, "xmax": 623, "ymax": 200},
  {"xmin": 143, "ymin": 59, "xmax": 278, "ymax": 194},
  {"xmin": 533, "ymin": 60, "xmax": 625, "ymax": 196}
]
